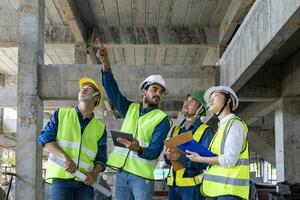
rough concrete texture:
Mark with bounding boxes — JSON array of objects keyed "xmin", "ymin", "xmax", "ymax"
[
  {"xmin": 16, "ymin": 0, "xmax": 45, "ymax": 199},
  {"xmin": 220, "ymin": 0, "xmax": 300, "ymax": 91},
  {"xmin": 38, "ymin": 64, "xmax": 217, "ymax": 100},
  {"xmin": 282, "ymin": 50, "xmax": 300, "ymax": 97},
  {"xmin": 275, "ymin": 98, "xmax": 300, "ymax": 183}
]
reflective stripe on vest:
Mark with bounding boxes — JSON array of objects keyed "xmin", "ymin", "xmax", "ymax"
[
  {"xmin": 167, "ymin": 123, "xmax": 209, "ymax": 187},
  {"xmin": 201, "ymin": 116, "xmax": 250, "ymax": 199},
  {"xmin": 204, "ymin": 174, "xmax": 249, "ymax": 186},
  {"xmin": 57, "ymin": 141, "xmax": 97, "ymax": 160},
  {"xmin": 107, "ymin": 103, "xmax": 169, "ymax": 180},
  {"xmin": 45, "ymin": 108, "xmax": 105, "ymax": 183},
  {"xmin": 113, "ymin": 147, "xmax": 157, "ymax": 167}
]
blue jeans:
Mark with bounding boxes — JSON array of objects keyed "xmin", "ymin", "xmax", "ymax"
[
  {"xmin": 216, "ymin": 195, "xmax": 242, "ymax": 200},
  {"xmin": 168, "ymin": 185, "xmax": 205, "ymax": 200},
  {"xmin": 51, "ymin": 178, "xmax": 94, "ymax": 200},
  {"xmin": 115, "ymin": 171, "xmax": 154, "ymax": 200}
]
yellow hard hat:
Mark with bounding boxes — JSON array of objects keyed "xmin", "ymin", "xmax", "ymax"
[{"xmin": 79, "ymin": 78, "xmax": 103, "ymax": 106}]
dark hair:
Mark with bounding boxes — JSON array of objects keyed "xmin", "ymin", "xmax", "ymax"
[{"xmin": 142, "ymin": 82, "xmax": 166, "ymax": 94}]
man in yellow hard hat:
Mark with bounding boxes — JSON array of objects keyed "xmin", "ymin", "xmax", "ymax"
[
  {"xmin": 96, "ymin": 45, "xmax": 172, "ymax": 200},
  {"xmin": 38, "ymin": 78, "xmax": 107, "ymax": 200},
  {"xmin": 164, "ymin": 90, "xmax": 214, "ymax": 200}
]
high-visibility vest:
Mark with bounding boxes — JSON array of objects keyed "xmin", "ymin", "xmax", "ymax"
[
  {"xmin": 107, "ymin": 103, "xmax": 169, "ymax": 180},
  {"xmin": 201, "ymin": 116, "xmax": 249, "ymax": 199},
  {"xmin": 45, "ymin": 108, "xmax": 105, "ymax": 183},
  {"xmin": 167, "ymin": 123, "xmax": 209, "ymax": 187}
]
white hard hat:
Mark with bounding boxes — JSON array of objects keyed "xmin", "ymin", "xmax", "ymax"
[
  {"xmin": 139, "ymin": 75, "xmax": 167, "ymax": 94},
  {"xmin": 204, "ymin": 86, "xmax": 239, "ymax": 111}
]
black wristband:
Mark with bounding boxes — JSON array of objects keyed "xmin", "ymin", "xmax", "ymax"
[{"xmin": 137, "ymin": 147, "xmax": 144, "ymax": 155}]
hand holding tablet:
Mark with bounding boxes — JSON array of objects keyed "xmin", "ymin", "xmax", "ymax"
[{"xmin": 110, "ymin": 130, "xmax": 133, "ymax": 148}]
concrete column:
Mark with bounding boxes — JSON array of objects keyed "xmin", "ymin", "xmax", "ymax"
[
  {"xmin": 75, "ymin": 44, "xmax": 87, "ymax": 64},
  {"xmin": 263, "ymin": 160, "xmax": 269, "ymax": 183},
  {"xmin": 0, "ymin": 75, "xmax": 3, "ymax": 171},
  {"xmin": 275, "ymin": 98, "xmax": 300, "ymax": 183},
  {"xmin": 0, "ymin": 148, "xmax": 3, "ymax": 171},
  {"xmin": 17, "ymin": 1, "xmax": 45, "ymax": 199}
]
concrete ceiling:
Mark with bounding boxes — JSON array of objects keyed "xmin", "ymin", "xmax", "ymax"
[
  {"xmin": 75, "ymin": 0, "xmax": 231, "ymax": 27},
  {"xmin": 0, "ymin": 0, "xmax": 255, "ymax": 112},
  {"xmin": 0, "ymin": 0, "xmax": 247, "ymax": 76}
]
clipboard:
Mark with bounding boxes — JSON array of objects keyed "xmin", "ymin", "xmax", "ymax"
[
  {"xmin": 177, "ymin": 140, "xmax": 215, "ymax": 168},
  {"xmin": 164, "ymin": 131, "xmax": 193, "ymax": 171},
  {"xmin": 177, "ymin": 140, "xmax": 215, "ymax": 157},
  {"xmin": 111, "ymin": 130, "xmax": 133, "ymax": 148}
]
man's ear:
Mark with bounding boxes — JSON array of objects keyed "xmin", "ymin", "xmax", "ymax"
[
  {"xmin": 141, "ymin": 89, "xmax": 147, "ymax": 96},
  {"xmin": 93, "ymin": 96, "xmax": 99, "ymax": 106}
]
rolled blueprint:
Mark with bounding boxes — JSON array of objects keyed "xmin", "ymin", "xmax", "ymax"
[{"xmin": 48, "ymin": 154, "xmax": 112, "ymax": 197}]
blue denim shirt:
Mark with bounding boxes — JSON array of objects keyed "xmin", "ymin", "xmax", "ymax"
[
  {"xmin": 165, "ymin": 118, "xmax": 214, "ymax": 177},
  {"xmin": 38, "ymin": 107, "xmax": 107, "ymax": 169},
  {"xmin": 102, "ymin": 68, "xmax": 171, "ymax": 160}
]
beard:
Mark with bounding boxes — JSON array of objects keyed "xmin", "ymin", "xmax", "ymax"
[{"xmin": 143, "ymin": 95, "xmax": 160, "ymax": 106}]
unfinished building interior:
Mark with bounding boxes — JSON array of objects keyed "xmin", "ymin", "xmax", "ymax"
[{"xmin": 1, "ymin": 0, "xmax": 300, "ymax": 199}]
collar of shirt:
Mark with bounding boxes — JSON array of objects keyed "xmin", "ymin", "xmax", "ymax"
[
  {"xmin": 139, "ymin": 103, "xmax": 158, "ymax": 116},
  {"xmin": 179, "ymin": 118, "xmax": 202, "ymax": 133},
  {"xmin": 75, "ymin": 107, "xmax": 94, "ymax": 120},
  {"xmin": 218, "ymin": 113, "xmax": 235, "ymax": 127}
]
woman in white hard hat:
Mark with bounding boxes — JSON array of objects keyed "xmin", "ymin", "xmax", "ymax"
[{"xmin": 186, "ymin": 86, "xmax": 250, "ymax": 200}]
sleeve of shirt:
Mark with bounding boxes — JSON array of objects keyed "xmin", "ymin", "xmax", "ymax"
[
  {"xmin": 218, "ymin": 120, "xmax": 247, "ymax": 167},
  {"xmin": 38, "ymin": 109, "xmax": 59, "ymax": 147},
  {"xmin": 178, "ymin": 127, "xmax": 214, "ymax": 170},
  {"xmin": 94, "ymin": 128, "xmax": 107, "ymax": 171},
  {"xmin": 101, "ymin": 68, "xmax": 132, "ymax": 117},
  {"xmin": 138, "ymin": 117, "xmax": 171, "ymax": 160}
]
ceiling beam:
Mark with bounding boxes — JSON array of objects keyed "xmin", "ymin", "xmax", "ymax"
[
  {"xmin": 219, "ymin": 0, "xmax": 254, "ymax": 54},
  {"xmin": 87, "ymin": 46, "xmax": 100, "ymax": 64},
  {"xmin": 238, "ymin": 99, "xmax": 279, "ymax": 126},
  {"xmin": 56, "ymin": 0, "xmax": 86, "ymax": 43},
  {"xmin": 0, "ymin": 9, "xmax": 18, "ymax": 47},
  {"xmin": 0, "ymin": 25, "xmax": 75, "ymax": 47},
  {"xmin": 88, "ymin": 26, "xmax": 219, "ymax": 48},
  {"xmin": 220, "ymin": 0, "xmax": 300, "ymax": 91},
  {"xmin": 37, "ymin": 64, "xmax": 216, "ymax": 100}
]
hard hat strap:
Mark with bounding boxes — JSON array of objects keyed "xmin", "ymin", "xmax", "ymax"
[
  {"xmin": 216, "ymin": 93, "xmax": 230, "ymax": 117},
  {"xmin": 186, "ymin": 105, "xmax": 205, "ymax": 122}
]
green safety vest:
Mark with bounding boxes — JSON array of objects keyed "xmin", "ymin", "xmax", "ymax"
[
  {"xmin": 107, "ymin": 103, "xmax": 169, "ymax": 180},
  {"xmin": 45, "ymin": 108, "xmax": 105, "ymax": 183},
  {"xmin": 201, "ymin": 116, "xmax": 250, "ymax": 199},
  {"xmin": 167, "ymin": 123, "xmax": 209, "ymax": 187}
]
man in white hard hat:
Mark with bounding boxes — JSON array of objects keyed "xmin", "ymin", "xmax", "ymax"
[
  {"xmin": 96, "ymin": 46, "xmax": 172, "ymax": 200},
  {"xmin": 186, "ymin": 86, "xmax": 250, "ymax": 200},
  {"xmin": 38, "ymin": 78, "xmax": 107, "ymax": 200}
]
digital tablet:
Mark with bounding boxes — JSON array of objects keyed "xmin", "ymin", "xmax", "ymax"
[{"xmin": 110, "ymin": 130, "xmax": 133, "ymax": 148}]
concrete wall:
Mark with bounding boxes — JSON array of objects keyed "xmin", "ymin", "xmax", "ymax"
[{"xmin": 220, "ymin": 0, "xmax": 300, "ymax": 91}]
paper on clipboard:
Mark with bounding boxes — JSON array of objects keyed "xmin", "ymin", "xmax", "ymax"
[{"xmin": 164, "ymin": 131, "xmax": 193, "ymax": 171}]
